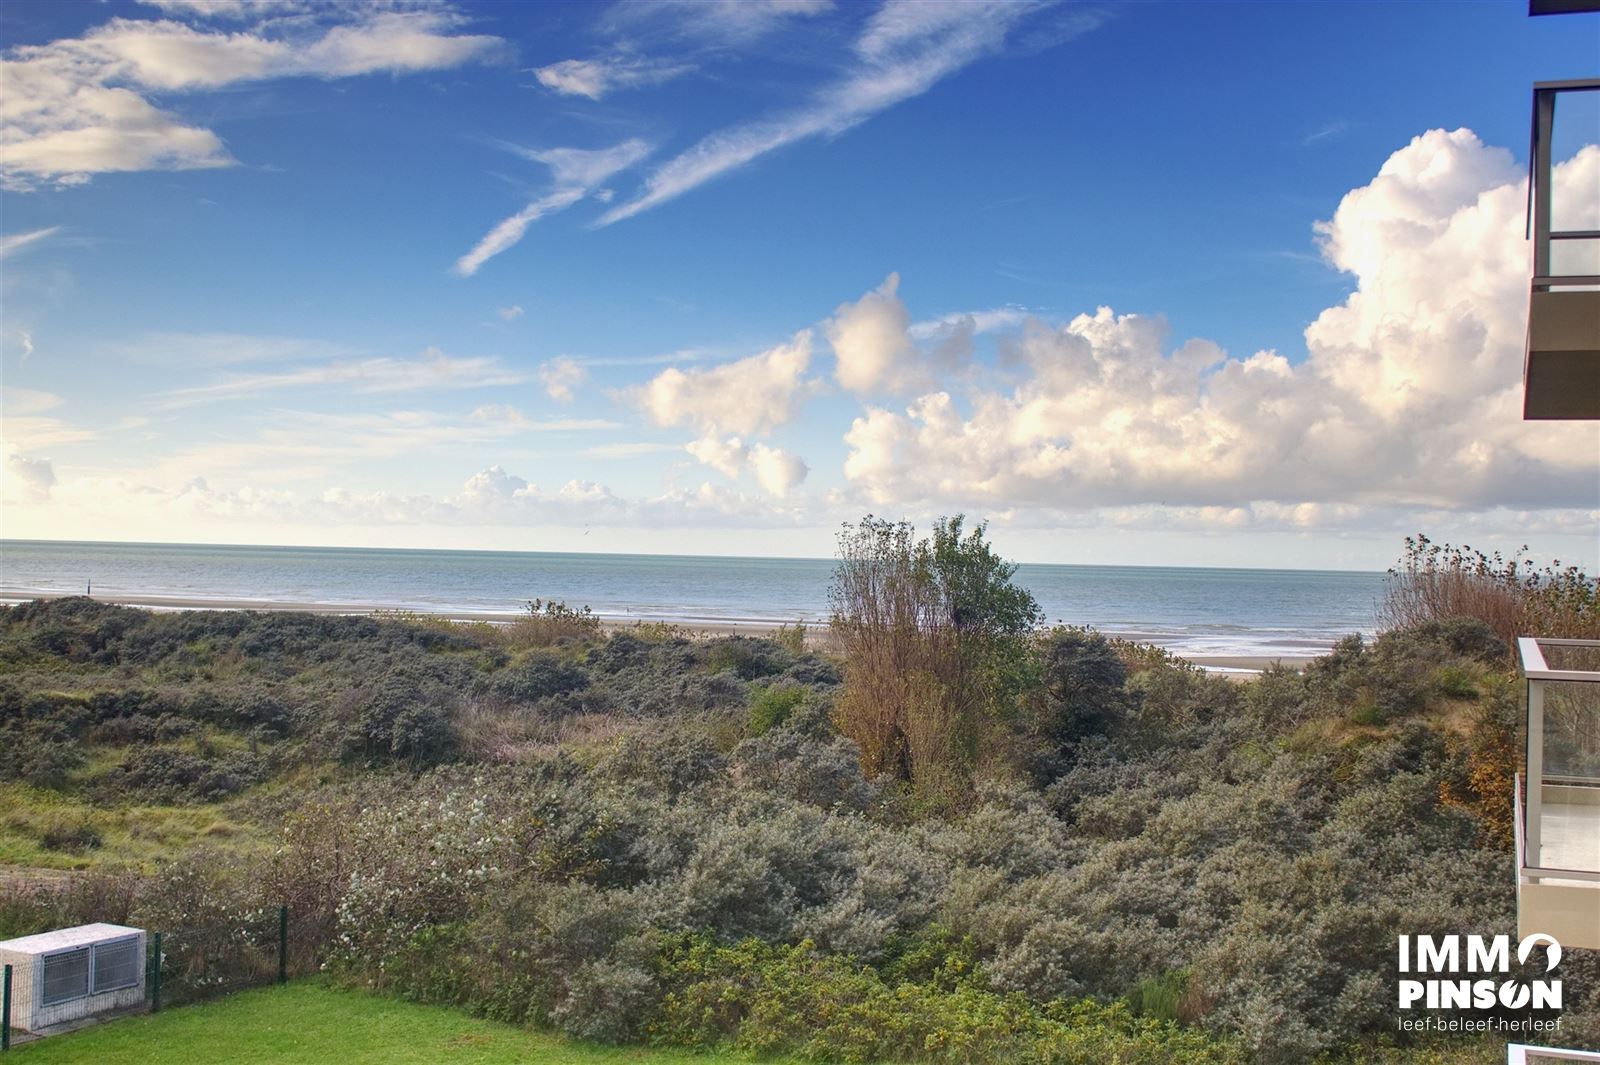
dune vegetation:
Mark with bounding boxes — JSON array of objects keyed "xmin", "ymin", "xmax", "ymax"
[{"xmin": 1, "ymin": 521, "xmax": 1596, "ymax": 1063}]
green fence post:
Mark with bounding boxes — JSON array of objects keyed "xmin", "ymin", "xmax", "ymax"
[
  {"xmin": 3, "ymin": 962, "xmax": 12, "ymax": 1052},
  {"xmin": 151, "ymin": 933, "xmax": 162, "ymax": 1013},
  {"xmin": 278, "ymin": 906, "xmax": 288, "ymax": 985}
]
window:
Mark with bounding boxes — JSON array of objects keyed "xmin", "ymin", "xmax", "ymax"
[
  {"xmin": 41, "ymin": 947, "xmax": 90, "ymax": 1006},
  {"xmin": 91, "ymin": 938, "xmax": 139, "ymax": 994}
]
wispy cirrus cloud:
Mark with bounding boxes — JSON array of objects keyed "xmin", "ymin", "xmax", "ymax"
[
  {"xmin": 0, "ymin": 227, "xmax": 62, "ymax": 259},
  {"xmin": 597, "ymin": 0, "xmax": 1074, "ymax": 226},
  {"xmin": 454, "ymin": 138, "xmax": 652, "ymax": 276},
  {"xmin": 158, "ymin": 347, "xmax": 528, "ymax": 407},
  {"xmin": 111, "ymin": 331, "xmax": 357, "ymax": 367},
  {"xmin": 136, "ymin": 1, "xmax": 313, "ymax": 20},
  {"xmin": 534, "ymin": 54, "xmax": 693, "ymax": 100},
  {"xmin": 1, "ymin": 5, "xmax": 504, "ymax": 190},
  {"xmin": 1301, "ymin": 119, "xmax": 1354, "ymax": 146},
  {"xmin": 600, "ymin": 0, "xmax": 835, "ymax": 47}
]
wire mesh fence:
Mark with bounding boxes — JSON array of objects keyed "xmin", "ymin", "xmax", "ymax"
[{"xmin": 2, "ymin": 905, "xmax": 325, "ymax": 1049}]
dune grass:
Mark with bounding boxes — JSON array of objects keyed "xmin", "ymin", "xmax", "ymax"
[
  {"xmin": 0, "ymin": 781, "xmax": 262, "ymax": 871},
  {"xmin": 10, "ymin": 981, "xmax": 797, "ymax": 1064}
]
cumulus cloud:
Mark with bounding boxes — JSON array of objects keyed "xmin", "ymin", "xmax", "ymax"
[
  {"xmin": 828, "ymin": 273, "xmax": 991, "ymax": 394},
  {"xmin": 829, "ymin": 272, "xmax": 918, "ymax": 393},
  {"xmin": 684, "ymin": 433, "xmax": 807, "ymax": 497},
  {"xmin": 1, "ymin": 6, "xmax": 502, "ymax": 190},
  {"xmin": 598, "ymin": 0, "xmax": 1077, "ymax": 225},
  {"xmin": 454, "ymin": 139, "xmax": 651, "ymax": 276},
  {"xmin": 533, "ymin": 55, "xmax": 692, "ymax": 100},
  {"xmin": 537, "ymin": 356, "xmax": 588, "ymax": 403},
  {"xmin": 633, "ymin": 331, "xmax": 817, "ymax": 436},
  {"xmin": 749, "ymin": 442, "xmax": 807, "ymax": 497},
  {"xmin": 840, "ymin": 131, "xmax": 1600, "ymax": 520},
  {"xmin": 686, "ymin": 434, "xmax": 749, "ymax": 477}
]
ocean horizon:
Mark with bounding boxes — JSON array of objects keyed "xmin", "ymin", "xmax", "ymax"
[{"xmin": 0, "ymin": 538, "xmax": 1387, "ymax": 659}]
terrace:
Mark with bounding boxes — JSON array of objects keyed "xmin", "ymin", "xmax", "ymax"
[{"xmin": 1516, "ymin": 638, "xmax": 1600, "ymax": 949}]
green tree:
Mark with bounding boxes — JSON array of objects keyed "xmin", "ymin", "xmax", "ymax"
[{"xmin": 829, "ymin": 515, "xmax": 1041, "ymax": 807}]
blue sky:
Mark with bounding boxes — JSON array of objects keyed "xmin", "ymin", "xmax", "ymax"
[{"xmin": 1, "ymin": 0, "xmax": 1597, "ymax": 569}]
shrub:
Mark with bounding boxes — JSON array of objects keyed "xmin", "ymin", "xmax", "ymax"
[
  {"xmin": 503, "ymin": 599, "xmax": 601, "ymax": 648},
  {"xmin": 830, "ymin": 515, "xmax": 1041, "ymax": 807},
  {"xmin": 1025, "ymin": 629, "xmax": 1136, "ymax": 780},
  {"xmin": 748, "ymin": 683, "xmax": 807, "ymax": 735},
  {"xmin": 705, "ymin": 637, "xmax": 791, "ymax": 681},
  {"xmin": 1382, "ymin": 534, "xmax": 1599, "ymax": 648},
  {"xmin": 40, "ymin": 817, "xmax": 103, "ymax": 853},
  {"xmin": 732, "ymin": 729, "xmax": 874, "ymax": 812},
  {"xmin": 492, "ymin": 655, "xmax": 590, "ymax": 704},
  {"xmin": 109, "ymin": 746, "xmax": 261, "ymax": 802}
]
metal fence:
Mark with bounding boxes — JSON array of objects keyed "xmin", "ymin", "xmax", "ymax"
[{"xmin": 2, "ymin": 905, "xmax": 322, "ymax": 1050}]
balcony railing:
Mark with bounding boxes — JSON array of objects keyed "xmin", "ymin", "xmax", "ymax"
[
  {"xmin": 1516, "ymin": 637, "xmax": 1600, "ymax": 948},
  {"xmin": 1524, "ymin": 79, "xmax": 1600, "ymax": 419}
]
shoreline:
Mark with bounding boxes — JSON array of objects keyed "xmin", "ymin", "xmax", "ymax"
[{"xmin": 0, "ymin": 589, "xmax": 1318, "ymax": 674}]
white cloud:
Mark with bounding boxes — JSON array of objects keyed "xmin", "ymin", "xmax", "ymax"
[
  {"xmin": 828, "ymin": 272, "xmax": 917, "ymax": 393},
  {"xmin": 598, "ymin": 0, "xmax": 1069, "ymax": 225},
  {"xmin": 112, "ymin": 331, "xmax": 356, "ymax": 366},
  {"xmin": 498, "ymin": 305, "xmax": 524, "ymax": 321},
  {"xmin": 537, "ymin": 356, "xmax": 589, "ymax": 403},
  {"xmin": 467, "ymin": 404, "xmax": 617, "ymax": 431},
  {"xmin": 633, "ymin": 331, "xmax": 817, "ymax": 435},
  {"xmin": 0, "ymin": 388, "xmax": 95, "ymax": 451},
  {"xmin": 840, "ymin": 131, "xmax": 1600, "ymax": 519},
  {"xmin": 0, "ymin": 226, "xmax": 61, "ymax": 259},
  {"xmin": 686, "ymin": 434, "xmax": 749, "ymax": 477},
  {"xmin": 5, "ymin": 461, "xmax": 812, "ymax": 538},
  {"xmin": 601, "ymin": 0, "xmax": 834, "ymax": 47},
  {"xmin": 533, "ymin": 55, "xmax": 692, "ymax": 100},
  {"xmin": 2, "ymin": 449, "xmax": 56, "ymax": 503},
  {"xmin": 453, "ymin": 189, "xmax": 586, "ymax": 278},
  {"xmin": 138, "ymin": 1, "xmax": 312, "ymax": 20},
  {"xmin": 459, "ymin": 464, "xmax": 538, "ymax": 505},
  {"xmin": 2, "ymin": 388, "xmax": 62, "ymax": 416},
  {"xmin": 828, "ymin": 273, "xmax": 997, "ymax": 394},
  {"xmin": 0, "ymin": 8, "xmax": 502, "ymax": 190},
  {"xmin": 907, "ymin": 305, "xmax": 1029, "ymax": 340},
  {"xmin": 161, "ymin": 347, "xmax": 528, "ymax": 405},
  {"xmin": 749, "ymin": 442, "xmax": 807, "ymax": 497},
  {"xmin": 685, "ymin": 433, "xmax": 808, "ymax": 497},
  {"xmin": 454, "ymin": 139, "xmax": 652, "ymax": 276},
  {"xmin": 584, "ymin": 441, "xmax": 681, "ymax": 459}
]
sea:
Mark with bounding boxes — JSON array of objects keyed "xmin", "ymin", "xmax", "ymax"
[{"xmin": 0, "ymin": 539, "xmax": 1387, "ymax": 660}]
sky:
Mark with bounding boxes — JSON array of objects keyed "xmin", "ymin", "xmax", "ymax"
[{"xmin": 1, "ymin": 0, "xmax": 1597, "ymax": 570}]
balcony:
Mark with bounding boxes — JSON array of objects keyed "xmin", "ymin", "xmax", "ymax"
[
  {"xmin": 1524, "ymin": 79, "xmax": 1600, "ymax": 420},
  {"xmin": 1516, "ymin": 638, "xmax": 1600, "ymax": 948}
]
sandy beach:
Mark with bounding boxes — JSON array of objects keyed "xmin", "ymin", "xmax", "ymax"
[{"xmin": 0, "ymin": 589, "xmax": 1315, "ymax": 674}]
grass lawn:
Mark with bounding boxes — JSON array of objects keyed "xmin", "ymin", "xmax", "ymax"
[{"xmin": 9, "ymin": 981, "xmax": 792, "ymax": 1064}]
